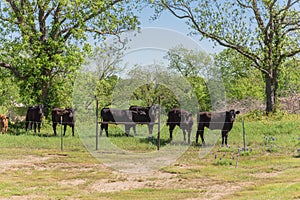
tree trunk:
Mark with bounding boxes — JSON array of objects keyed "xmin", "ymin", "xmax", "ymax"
[
  {"xmin": 265, "ymin": 73, "xmax": 277, "ymax": 114},
  {"xmin": 40, "ymin": 81, "xmax": 50, "ymax": 118}
]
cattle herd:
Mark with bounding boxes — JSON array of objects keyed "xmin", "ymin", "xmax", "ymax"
[
  {"xmin": 0, "ymin": 104, "xmax": 240, "ymax": 146},
  {"xmin": 0, "ymin": 105, "xmax": 75, "ymax": 136},
  {"xmin": 100, "ymin": 106, "xmax": 239, "ymax": 146}
]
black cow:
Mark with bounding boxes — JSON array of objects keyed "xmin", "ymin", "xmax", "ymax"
[
  {"xmin": 100, "ymin": 108, "xmax": 137, "ymax": 137},
  {"xmin": 166, "ymin": 108, "xmax": 194, "ymax": 144},
  {"xmin": 52, "ymin": 107, "xmax": 76, "ymax": 136},
  {"xmin": 129, "ymin": 105, "xmax": 157, "ymax": 134},
  {"xmin": 196, "ymin": 109, "xmax": 240, "ymax": 146},
  {"xmin": 25, "ymin": 105, "xmax": 44, "ymax": 133}
]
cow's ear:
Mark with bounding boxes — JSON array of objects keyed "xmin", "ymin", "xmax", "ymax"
[{"xmin": 235, "ymin": 111, "xmax": 240, "ymax": 114}]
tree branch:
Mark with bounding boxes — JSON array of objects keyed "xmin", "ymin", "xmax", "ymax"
[
  {"xmin": 0, "ymin": 62, "xmax": 24, "ymax": 79},
  {"xmin": 236, "ymin": 0, "xmax": 252, "ymax": 9},
  {"xmin": 251, "ymin": 0, "xmax": 266, "ymax": 34},
  {"xmin": 38, "ymin": 2, "xmax": 46, "ymax": 42},
  {"xmin": 50, "ymin": 3, "xmax": 64, "ymax": 40},
  {"xmin": 60, "ymin": 0, "xmax": 122, "ymax": 41},
  {"xmin": 162, "ymin": 1, "xmax": 269, "ymax": 75},
  {"xmin": 6, "ymin": 0, "xmax": 23, "ymax": 25}
]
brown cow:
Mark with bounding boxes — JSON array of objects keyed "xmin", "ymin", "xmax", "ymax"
[
  {"xmin": 196, "ymin": 110, "xmax": 240, "ymax": 146},
  {"xmin": 0, "ymin": 114, "xmax": 9, "ymax": 134}
]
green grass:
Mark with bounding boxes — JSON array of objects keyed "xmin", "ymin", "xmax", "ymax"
[
  {"xmin": 0, "ymin": 114, "xmax": 299, "ymax": 199},
  {"xmin": 99, "ymin": 188, "xmax": 200, "ymax": 200}
]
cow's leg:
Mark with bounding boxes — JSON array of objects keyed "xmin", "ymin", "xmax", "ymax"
[
  {"xmin": 100, "ymin": 123, "xmax": 108, "ymax": 137},
  {"xmin": 53, "ymin": 123, "xmax": 57, "ymax": 136},
  {"xmin": 133, "ymin": 125, "xmax": 136, "ymax": 135},
  {"xmin": 33, "ymin": 122, "xmax": 37, "ymax": 133},
  {"xmin": 105, "ymin": 124, "xmax": 109, "ymax": 137},
  {"xmin": 200, "ymin": 130, "xmax": 205, "ymax": 146},
  {"xmin": 148, "ymin": 124, "xmax": 154, "ymax": 134},
  {"xmin": 182, "ymin": 130, "xmax": 186, "ymax": 142},
  {"xmin": 37, "ymin": 122, "xmax": 41, "ymax": 133},
  {"xmin": 71, "ymin": 125, "xmax": 75, "ymax": 136},
  {"xmin": 222, "ymin": 130, "xmax": 229, "ymax": 147},
  {"xmin": 187, "ymin": 129, "xmax": 192, "ymax": 144},
  {"xmin": 124, "ymin": 124, "xmax": 130, "ymax": 136},
  {"xmin": 100, "ymin": 123, "xmax": 103, "ymax": 136},
  {"xmin": 196, "ymin": 124, "xmax": 205, "ymax": 146},
  {"xmin": 169, "ymin": 124, "xmax": 175, "ymax": 141},
  {"xmin": 63, "ymin": 125, "xmax": 67, "ymax": 136}
]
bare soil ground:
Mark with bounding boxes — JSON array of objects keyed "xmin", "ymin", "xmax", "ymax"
[{"xmin": 0, "ymin": 154, "xmax": 257, "ymax": 200}]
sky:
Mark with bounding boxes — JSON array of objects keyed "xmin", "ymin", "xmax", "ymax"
[
  {"xmin": 115, "ymin": 6, "xmax": 223, "ymax": 74},
  {"xmin": 137, "ymin": 6, "xmax": 221, "ymax": 53}
]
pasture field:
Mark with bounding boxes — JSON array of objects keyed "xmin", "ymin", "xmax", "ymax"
[{"xmin": 0, "ymin": 113, "xmax": 300, "ymax": 200}]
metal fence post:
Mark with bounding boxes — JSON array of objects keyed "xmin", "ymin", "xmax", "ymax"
[
  {"xmin": 157, "ymin": 97, "xmax": 161, "ymax": 151},
  {"xmin": 60, "ymin": 115, "xmax": 63, "ymax": 151},
  {"xmin": 242, "ymin": 117, "xmax": 246, "ymax": 151},
  {"xmin": 96, "ymin": 99, "xmax": 99, "ymax": 151}
]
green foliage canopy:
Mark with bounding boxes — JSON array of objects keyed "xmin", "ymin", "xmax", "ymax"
[
  {"xmin": 214, "ymin": 48, "xmax": 264, "ymax": 101},
  {"xmin": 0, "ymin": 0, "xmax": 140, "ymax": 115},
  {"xmin": 165, "ymin": 46, "xmax": 213, "ymax": 111},
  {"xmin": 152, "ymin": 0, "xmax": 300, "ymax": 113}
]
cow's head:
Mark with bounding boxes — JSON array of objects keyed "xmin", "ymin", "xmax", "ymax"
[
  {"xmin": 182, "ymin": 112, "xmax": 193, "ymax": 126},
  {"xmin": 0, "ymin": 115, "xmax": 6, "ymax": 124},
  {"xmin": 37, "ymin": 104, "xmax": 44, "ymax": 115},
  {"xmin": 149, "ymin": 105, "xmax": 160, "ymax": 122},
  {"xmin": 228, "ymin": 110, "xmax": 240, "ymax": 122},
  {"xmin": 0, "ymin": 115, "xmax": 8, "ymax": 130},
  {"xmin": 66, "ymin": 108, "xmax": 75, "ymax": 120}
]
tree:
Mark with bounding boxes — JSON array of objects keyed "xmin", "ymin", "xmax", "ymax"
[
  {"xmin": 152, "ymin": 0, "xmax": 300, "ymax": 113},
  {"xmin": 0, "ymin": 68, "xmax": 21, "ymax": 113},
  {"xmin": 85, "ymin": 43, "xmax": 125, "ymax": 80},
  {"xmin": 112, "ymin": 63, "xmax": 198, "ymax": 112},
  {"xmin": 278, "ymin": 56, "xmax": 300, "ymax": 96},
  {"xmin": 126, "ymin": 64, "xmax": 165, "ymax": 107},
  {"xmin": 74, "ymin": 42, "xmax": 124, "ymax": 113},
  {"xmin": 0, "ymin": 0, "xmax": 140, "ymax": 115},
  {"xmin": 165, "ymin": 45, "xmax": 212, "ymax": 77},
  {"xmin": 214, "ymin": 48, "xmax": 264, "ymax": 101},
  {"xmin": 165, "ymin": 46, "xmax": 213, "ymax": 110}
]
